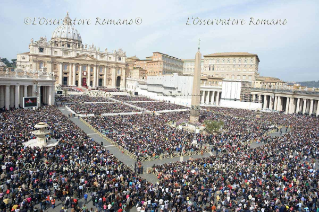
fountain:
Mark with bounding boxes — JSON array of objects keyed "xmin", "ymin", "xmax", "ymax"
[{"xmin": 23, "ymin": 122, "xmax": 59, "ymax": 148}]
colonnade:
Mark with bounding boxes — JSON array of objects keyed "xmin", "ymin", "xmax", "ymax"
[
  {"xmin": 200, "ymin": 90, "xmax": 221, "ymax": 106},
  {"xmin": 252, "ymin": 93, "xmax": 319, "ymax": 116},
  {"xmin": 0, "ymin": 84, "xmax": 55, "ymax": 110}
]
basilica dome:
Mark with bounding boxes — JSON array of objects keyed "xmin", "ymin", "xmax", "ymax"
[{"xmin": 51, "ymin": 13, "xmax": 82, "ymax": 42}]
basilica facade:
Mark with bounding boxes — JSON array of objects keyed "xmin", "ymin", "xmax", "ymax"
[{"xmin": 16, "ymin": 13, "xmax": 128, "ymax": 89}]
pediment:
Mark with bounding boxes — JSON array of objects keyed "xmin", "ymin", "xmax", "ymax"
[{"xmin": 74, "ymin": 53, "xmax": 97, "ymax": 61}]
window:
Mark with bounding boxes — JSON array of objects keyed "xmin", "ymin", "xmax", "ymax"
[
  {"xmin": 39, "ymin": 62, "xmax": 44, "ymax": 69},
  {"xmin": 64, "ymin": 64, "xmax": 68, "ymax": 70},
  {"xmin": 67, "ymin": 44, "xmax": 70, "ymax": 48},
  {"xmin": 39, "ymin": 48, "xmax": 44, "ymax": 53},
  {"xmin": 54, "ymin": 51, "xmax": 58, "ymax": 55}
]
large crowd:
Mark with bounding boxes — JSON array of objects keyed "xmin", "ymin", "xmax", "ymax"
[
  {"xmin": 0, "ymin": 98, "xmax": 318, "ymax": 211},
  {"xmin": 68, "ymin": 103, "xmax": 139, "ymax": 115},
  {"xmin": 111, "ymin": 96, "xmax": 155, "ymax": 102},
  {"xmin": 129, "ymin": 102, "xmax": 187, "ymax": 111},
  {"xmin": 83, "ymin": 112, "xmax": 204, "ymax": 160},
  {"xmin": 55, "ymin": 95, "xmax": 113, "ymax": 104},
  {"xmin": 151, "ymin": 111, "xmax": 319, "ymax": 211}
]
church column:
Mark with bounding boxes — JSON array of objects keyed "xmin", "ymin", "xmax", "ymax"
[
  {"xmin": 87, "ymin": 65, "xmax": 91, "ymax": 87},
  {"xmin": 309, "ymin": 99, "xmax": 314, "ymax": 116},
  {"xmin": 104, "ymin": 66, "xmax": 107, "ymax": 87},
  {"xmin": 93, "ymin": 65, "xmax": 97, "ymax": 88},
  {"xmin": 59, "ymin": 63, "xmax": 63, "ymax": 85},
  {"xmin": 316, "ymin": 100, "xmax": 319, "ymax": 117},
  {"xmin": 111, "ymin": 67, "xmax": 116, "ymax": 88},
  {"xmin": 121, "ymin": 67, "xmax": 127, "ymax": 90},
  {"xmin": 37, "ymin": 85, "xmax": 41, "ymax": 108},
  {"xmin": 5, "ymin": 85, "xmax": 10, "ymax": 110},
  {"xmin": 263, "ymin": 95, "xmax": 267, "ymax": 109},
  {"xmin": 72, "ymin": 64, "xmax": 76, "ymax": 86},
  {"xmin": 302, "ymin": 99, "xmax": 306, "ymax": 114},
  {"xmin": 48, "ymin": 86, "xmax": 53, "ymax": 105},
  {"xmin": 296, "ymin": 98, "xmax": 300, "ymax": 114},
  {"xmin": 274, "ymin": 96, "xmax": 277, "ymax": 110},
  {"xmin": 205, "ymin": 91, "xmax": 210, "ymax": 104},
  {"xmin": 68, "ymin": 64, "xmax": 72, "ymax": 86},
  {"xmin": 79, "ymin": 65, "xmax": 82, "ymax": 87},
  {"xmin": 285, "ymin": 97, "xmax": 290, "ymax": 114}
]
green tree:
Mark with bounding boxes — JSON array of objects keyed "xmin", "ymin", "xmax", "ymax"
[{"xmin": 204, "ymin": 120, "xmax": 224, "ymax": 134}]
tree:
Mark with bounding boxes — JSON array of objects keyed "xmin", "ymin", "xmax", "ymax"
[{"xmin": 204, "ymin": 120, "xmax": 224, "ymax": 134}]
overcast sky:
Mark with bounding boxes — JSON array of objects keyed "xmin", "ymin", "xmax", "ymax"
[{"xmin": 0, "ymin": 0, "xmax": 318, "ymax": 82}]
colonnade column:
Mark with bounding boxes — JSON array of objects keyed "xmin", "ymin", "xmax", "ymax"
[
  {"xmin": 79, "ymin": 65, "xmax": 82, "ymax": 87},
  {"xmin": 278, "ymin": 96, "xmax": 282, "ymax": 111},
  {"xmin": 316, "ymin": 100, "xmax": 319, "ymax": 117},
  {"xmin": 252, "ymin": 94, "xmax": 256, "ymax": 103},
  {"xmin": 309, "ymin": 99, "xmax": 314, "ymax": 116},
  {"xmin": 72, "ymin": 64, "xmax": 76, "ymax": 86},
  {"xmin": 201, "ymin": 91, "xmax": 205, "ymax": 104},
  {"xmin": 5, "ymin": 85, "xmax": 10, "ymax": 110},
  {"xmin": 302, "ymin": 99, "xmax": 306, "ymax": 114},
  {"xmin": 296, "ymin": 98, "xmax": 300, "ymax": 114},
  {"xmin": 212, "ymin": 91, "xmax": 215, "ymax": 105},
  {"xmin": 269, "ymin": 96, "xmax": 273, "ymax": 110},
  {"xmin": 14, "ymin": 85, "xmax": 20, "ymax": 109},
  {"xmin": 0, "ymin": 86, "xmax": 4, "ymax": 109},
  {"xmin": 263, "ymin": 95, "xmax": 267, "ymax": 109},
  {"xmin": 274, "ymin": 96, "xmax": 277, "ymax": 111},
  {"xmin": 205, "ymin": 91, "xmax": 210, "ymax": 104},
  {"xmin": 285, "ymin": 97, "xmax": 290, "ymax": 114},
  {"xmin": 289, "ymin": 97, "xmax": 294, "ymax": 114},
  {"xmin": 59, "ymin": 63, "xmax": 63, "ymax": 85},
  {"xmin": 216, "ymin": 91, "xmax": 220, "ymax": 106}
]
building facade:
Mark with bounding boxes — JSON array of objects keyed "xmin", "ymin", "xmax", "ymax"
[
  {"xmin": 133, "ymin": 52, "xmax": 183, "ymax": 76},
  {"xmin": 203, "ymin": 52, "xmax": 260, "ymax": 81},
  {"xmin": 16, "ymin": 13, "xmax": 128, "ymax": 90},
  {"xmin": 182, "ymin": 59, "xmax": 205, "ymax": 75}
]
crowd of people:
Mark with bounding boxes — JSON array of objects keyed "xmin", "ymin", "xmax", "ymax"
[
  {"xmin": 97, "ymin": 88, "xmax": 119, "ymax": 92},
  {"xmin": 0, "ymin": 97, "xmax": 318, "ymax": 211},
  {"xmin": 111, "ymin": 95, "xmax": 155, "ymax": 102},
  {"xmin": 83, "ymin": 112, "xmax": 205, "ymax": 160},
  {"xmin": 68, "ymin": 103, "xmax": 139, "ymax": 115},
  {"xmin": 55, "ymin": 95, "xmax": 113, "ymax": 104},
  {"xmin": 130, "ymin": 102, "xmax": 187, "ymax": 111},
  {"xmin": 149, "ymin": 109, "xmax": 319, "ymax": 211}
]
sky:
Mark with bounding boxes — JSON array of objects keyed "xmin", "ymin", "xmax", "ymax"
[{"xmin": 0, "ymin": 0, "xmax": 318, "ymax": 82}]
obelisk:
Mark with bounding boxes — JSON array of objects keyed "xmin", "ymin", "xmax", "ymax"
[{"xmin": 189, "ymin": 40, "xmax": 202, "ymax": 124}]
